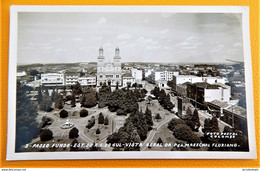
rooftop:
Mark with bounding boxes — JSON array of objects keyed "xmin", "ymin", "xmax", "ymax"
[{"xmin": 175, "ymin": 75, "xmax": 199, "ymax": 78}]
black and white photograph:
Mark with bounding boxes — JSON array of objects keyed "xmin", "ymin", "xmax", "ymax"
[{"xmin": 7, "ymin": 6, "xmax": 256, "ymax": 160}]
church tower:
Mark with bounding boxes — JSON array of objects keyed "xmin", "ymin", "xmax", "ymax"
[
  {"xmin": 97, "ymin": 47, "xmax": 105, "ymax": 65},
  {"xmin": 114, "ymin": 47, "xmax": 121, "ymax": 67},
  {"xmin": 97, "ymin": 47, "xmax": 105, "ymax": 86}
]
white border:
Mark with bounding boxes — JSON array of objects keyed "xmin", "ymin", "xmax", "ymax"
[{"xmin": 7, "ymin": 5, "xmax": 256, "ymax": 160}]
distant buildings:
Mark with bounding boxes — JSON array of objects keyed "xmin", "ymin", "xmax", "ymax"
[
  {"xmin": 131, "ymin": 68, "xmax": 142, "ymax": 81},
  {"xmin": 16, "ymin": 71, "xmax": 26, "ymax": 77}
]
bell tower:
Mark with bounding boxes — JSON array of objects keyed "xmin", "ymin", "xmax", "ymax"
[{"xmin": 114, "ymin": 47, "xmax": 121, "ymax": 67}]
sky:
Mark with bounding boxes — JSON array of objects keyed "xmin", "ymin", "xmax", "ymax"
[{"xmin": 17, "ymin": 12, "xmax": 244, "ymax": 64}]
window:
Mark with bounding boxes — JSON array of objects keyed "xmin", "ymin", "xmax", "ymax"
[
  {"xmin": 116, "ymin": 75, "xmax": 119, "ymax": 78},
  {"xmin": 100, "ymin": 75, "xmax": 103, "ymax": 78}
]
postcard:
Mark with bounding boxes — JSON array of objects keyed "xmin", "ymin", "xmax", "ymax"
[{"xmin": 7, "ymin": 5, "xmax": 256, "ymax": 160}]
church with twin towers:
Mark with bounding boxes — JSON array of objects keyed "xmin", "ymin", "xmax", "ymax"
[{"xmin": 97, "ymin": 47, "xmax": 122, "ymax": 87}]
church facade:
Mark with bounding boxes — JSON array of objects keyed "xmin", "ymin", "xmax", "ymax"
[{"xmin": 97, "ymin": 47, "xmax": 122, "ymax": 86}]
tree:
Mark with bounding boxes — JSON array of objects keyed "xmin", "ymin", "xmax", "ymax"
[
  {"xmin": 86, "ymin": 116, "xmax": 95, "ymax": 129},
  {"xmin": 211, "ymin": 116, "xmax": 219, "ymax": 132},
  {"xmin": 157, "ymin": 137, "xmax": 163, "ymax": 144},
  {"xmin": 98, "ymin": 112, "xmax": 104, "ymax": 124},
  {"xmin": 37, "ymin": 86, "xmax": 43, "ymax": 103},
  {"xmin": 116, "ymin": 109, "xmax": 127, "ymax": 116},
  {"xmin": 96, "ymin": 128, "xmax": 101, "ymax": 134},
  {"xmin": 167, "ymin": 80, "xmax": 175, "ymax": 90},
  {"xmin": 80, "ymin": 109, "xmax": 88, "ymax": 117},
  {"xmin": 155, "ymin": 113, "xmax": 162, "ymax": 120},
  {"xmin": 59, "ymin": 109, "xmax": 68, "ymax": 118},
  {"xmin": 191, "ymin": 109, "xmax": 201, "ymax": 131},
  {"xmin": 70, "ymin": 138, "xmax": 79, "ymax": 151},
  {"xmin": 145, "ymin": 106, "xmax": 153, "ymax": 130},
  {"xmin": 16, "ymin": 82, "xmax": 40, "ymax": 151},
  {"xmin": 39, "ymin": 95, "xmax": 53, "ymax": 112},
  {"xmin": 104, "ymin": 117, "xmax": 109, "ymax": 125},
  {"xmin": 173, "ymin": 124, "xmax": 201, "ymax": 143},
  {"xmin": 71, "ymin": 93, "xmax": 76, "ymax": 107},
  {"xmin": 40, "ymin": 129, "xmax": 53, "ymax": 141},
  {"xmin": 81, "ymin": 89, "xmax": 97, "ymax": 108},
  {"xmin": 71, "ymin": 82, "xmax": 82, "ymax": 95},
  {"xmin": 55, "ymin": 97, "xmax": 64, "ymax": 109},
  {"xmin": 69, "ymin": 127, "xmax": 79, "ymax": 139},
  {"xmin": 164, "ymin": 94, "xmax": 174, "ymax": 111},
  {"xmin": 29, "ymin": 69, "xmax": 39, "ymax": 76},
  {"xmin": 51, "ymin": 88, "xmax": 59, "ymax": 102},
  {"xmin": 116, "ymin": 82, "xmax": 119, "ymax": 90},
  {"xmin": 186, "ymin": 107, "xmax": 192, "ymax": 114},
  {"xmin": 98, "ymin": 83, "xmax": 111, "ymax": 108}
]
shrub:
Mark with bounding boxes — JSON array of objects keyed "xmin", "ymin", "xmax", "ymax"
[
  {"xmin": 157, "ymin": 137, "xmax": 163, "ymax": 144},
  {"xmin": 168, "ymin": 118, "xmax": 186, "ymax": 131},
  {"xmin": 80, "ymin": 109, "xmax": 88, "ymax": 117},
  {"xmin": 104, "ymin": 117, "xmax": 109, "ymax": 125},
  {"xmin": 40, "ymin": 129, "xmax": 53, "ymax": 141},
  {"xmin": 173, "ymin": 124, "xmax": 201, "ymax": 143},
  {"xmin": 59, "ymin": 109, "xmax": 68, "ymax": 118},
  {"xmin": 98, "ymin": 112, "xmax": 104, "ymax": 124},
  {"xmin": 86, "ymin": 116, "xmax": 95, "ymax": 129},
  {"xmin": 96, "ymin": 128, "xmax": 101, "ymax": 134},
  {"xmin": 117, "ymin": 109, "xmax": 127, "ymax": 116},
  {"xmin": 155, "ymin": 113, "xmax": 162, "ymax": 120},
  {"xmin": 69, "ymin": 127, "xmax": 79, "ymax": 139},
  {"xmin": 55, "ymin": 98, "xmax": 64, "ymax": 109}
]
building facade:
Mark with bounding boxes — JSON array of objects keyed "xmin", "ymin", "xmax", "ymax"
[
  {"xmin": 187, "ymin": 82, "xmax": 231, "ymax": 103},
  {"xmin": 78, "ymin": 76, "xmax": 96, "ymax": 86},
  {"xmin": 154, "ymin": 70, "xmax": 179, "ymax": 81},
  {"xmin": 97, "ymin": 47, "xmax": 122, "ymax": 86},
  {"xmin": 122, "ymin": 76, "xmax": 136, "ymax": 87},
  {"xmin": 131, "ymin": 68, "xmax": 143, "ymax": 81},
  {"xmin": 41, "ymin": 73, "xmax": 65, "ymax": 86},
  {"xmin": 65, "ymin": 72, "xmax": 79, "ymax": 85}
]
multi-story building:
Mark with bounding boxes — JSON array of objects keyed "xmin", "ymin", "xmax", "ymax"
[
  {"xmin": 122, "ymin": 74, "xmax": 136, "ymax": 87},
  {"xmin": 187, "ymin": 82, "xmax": 231, "ymax": 103},
  {"xmin": 202, "ymin": 77, "xmax": 227, "ymax": 84},
  {"xmin": 131, "ymin": 68, "xmax": 142, "ymax": 81},
  {"xmin": 96, "ymin": 47, "xmax": 122, "ymax": 86},
  {"xmin": 78, "ymin": 76, "xmax": 96, "ymax": 86},
  {"xmin": 65, "ymin": 72, "xmax": 79, "ymax": 85},
  {"xmin": 144, "ymin": 68, "xmax": 153, "ymax": 77},
  {"xmin": 41, "ymin": 73, "xmax": 65, "ymax": 86},
  {"xmin": 154, "ymin": 70, "xmax": 179, "ymax": 81},
  {"xmin": 172, "ymin": 75, "xmax": 203, "ymax": 91}
]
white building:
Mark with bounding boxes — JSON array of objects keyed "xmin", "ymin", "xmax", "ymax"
[
  {"xmin": 78, "ymin": 76, "xmax": 96, "ymax": 86},
  {"xmin": 202, "ymin": 77, "xmax": 227, "ymax": 84},
  {"xmin": 122, "ymin": 76, "xmax": 136, "ymax": 87},
  {"xmin": 154, "ymin": 71, "xmax": 179, "ymax": 81},
  {"xmin": 65, "ymin": 72, "xmax": 79, "ymax": 85},
  {"xmin": 204, "ymin": 83, "xmax": 231, "ymax": 102},
  {"xmin": 156, "ymin": 80, "xmax": 170, "ymax": 89},
  {"xmin": 41, "ymin": 73, "xmax": 64, "ymax": 86},
  {"xmin": 16, "ymin": 71, "xmax": 26, "ymax": 77},
  {"xmin": 131, "ymin": 68, "xmax": 143, "ymax": 81},
  {"xmin": 97, "ymin": 47, "xmax": 122, "ymax": 86},
  {"xmin": 145, "ymin": 68, "xmax": 153, "ymax": 77}
]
